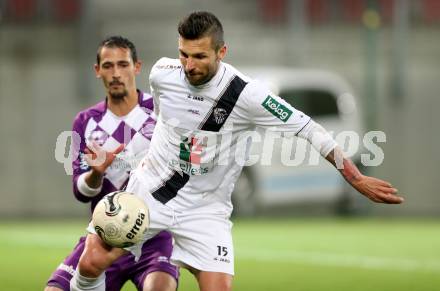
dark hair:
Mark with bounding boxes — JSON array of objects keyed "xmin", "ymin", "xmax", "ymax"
[
  {"xmin": 96, "ymin": 36, "xmax": 138, "ymax": 65},
  {"xmin": 178, "ymin": 11, "xmax": 224, "ymax": 51}
]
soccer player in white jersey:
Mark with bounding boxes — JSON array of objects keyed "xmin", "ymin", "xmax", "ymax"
[{"xmin": 71, "ymin": 12, "xmax": 404, "ymax": 291}]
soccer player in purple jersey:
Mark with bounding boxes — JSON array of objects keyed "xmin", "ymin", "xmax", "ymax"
[{"xmin": 45, "ymin": 36, "xmax": 178, "ymax": 291}]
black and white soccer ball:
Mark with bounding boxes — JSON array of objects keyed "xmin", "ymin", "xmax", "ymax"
[{"xmin": 92, "ymin": 191, "xmax": 149, "ymax": 248}]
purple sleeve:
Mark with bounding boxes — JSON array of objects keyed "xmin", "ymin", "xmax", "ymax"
[
  {"xmin": 71, "ymin": 112, "xmax": 93, "ymax": 203},
  {"xmin": 140, "ymin": 92, "xmax": 154, "ymax": 112},
  {"xmin": 71, "ymin": 111, "xmax": 120, "ymax": 212}
]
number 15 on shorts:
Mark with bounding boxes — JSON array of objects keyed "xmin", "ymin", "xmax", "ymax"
[
  {"xmin": 217, "ymin": 245, "xmax": 228, "ymax": 256},
  {"xmin": 214, "ymin": 245, "xmax": 231, "ymax": 264}
]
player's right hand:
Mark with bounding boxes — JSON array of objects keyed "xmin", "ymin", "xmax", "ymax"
[
  {"xmin": 84, "ymin": 142, "xmax": 125, "ymax": 175},
  {"xmin": 350, "ymin": 175, "xmax": 404, "ymax": 204}
]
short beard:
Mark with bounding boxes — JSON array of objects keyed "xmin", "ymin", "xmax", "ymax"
[
  {"xmin": 186, "ymin": 71, "xmax": 215, "ymax": 86},
  {"xmin": 109, "ymin": 89, "xmax": 128, "ymax": 100}
]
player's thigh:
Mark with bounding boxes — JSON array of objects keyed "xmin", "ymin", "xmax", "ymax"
[
  {"xmin": 44, "ymin": 287, "xmax": 63, "ymax": 291},
  {"xmin": 46, "ymin": 236, "xmax": 86, "ymax": 290},
  {"xmin": 129, "ymin": 231, "xmax": 179, "ymax": 291},
  {"xmin": 171, "ymin": 213, "xmax": 234, "ymax": 275},
  {"xmin": 78, "ymin": 233, "xmax": 127, "ymax": 277},
  {"xmin": 195, "ymin": 271, "xmax": 233, "ymax": 291},
  {"xmin": 142, "ymin": 271, "xmax": 177, "ymax": 291}
]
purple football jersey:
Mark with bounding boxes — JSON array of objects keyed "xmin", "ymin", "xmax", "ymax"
[{"xmin": 71, "ymin": 90, "xmax": 156, "ymax": 211}]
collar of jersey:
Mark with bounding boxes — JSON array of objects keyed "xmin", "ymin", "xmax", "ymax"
[
  {"xmin": 184, "ymin": 62, "xmax": 225, "ymax": 90},
  {"xmin": 104, "ymin": 89, "xmax": 142, "ymax": 119}
]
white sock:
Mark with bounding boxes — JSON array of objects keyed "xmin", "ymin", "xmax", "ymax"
[{"xmin": 70, "ymin": 271, "xmax": 106, "ymax": 291}]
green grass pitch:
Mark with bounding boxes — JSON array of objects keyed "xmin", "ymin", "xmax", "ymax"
[{"xmin": 1, "ymin": 218, "xmax": 439, "ymax": 291}]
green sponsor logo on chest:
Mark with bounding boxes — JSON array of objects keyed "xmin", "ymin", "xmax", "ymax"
[{"xmin": 262, "ymin": 95, "xmax": 293, "ymax": 122}]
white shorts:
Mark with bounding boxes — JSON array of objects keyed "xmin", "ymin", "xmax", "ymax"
[{"xmin": 125, "ymin": 174, "xmax": 235, "ymax": 275}]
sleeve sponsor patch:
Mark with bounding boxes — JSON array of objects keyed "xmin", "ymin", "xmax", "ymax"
[{"xmin": 261, "ymin": 95, "xmax": 293, "ymax": 122}]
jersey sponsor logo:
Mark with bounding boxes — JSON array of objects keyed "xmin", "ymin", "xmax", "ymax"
[
  {"xmin": 188, "ymin": 109, "xmax": 200, "ymax": 115},
  {"xmin": 213, "ymin": 108, "xmax": 228, "ymax": 124},
  {"xmin": 109, "ymin": 151, "xmax": 144, "ymax": 171},
  {"xmin": 262, "ymin": 95, "xmax": 293, "ymax": 122},
  {"xmin": 169, "ymin": 159, "xmax": 209, "ymax": 175},
  {"xmin": 179, "ymin": 136, "xmax": 202, "ymax": 164},
  {"xmin": 174, "ymin": 136, "xmax": 210, "ymax": 175},
  {"xmin": 79, "ymin": 153, "xmax": 90, "ymax": 170},
  {"xmin": 168, "ymin": 135, "xmax": 215, "ymax": 176}
]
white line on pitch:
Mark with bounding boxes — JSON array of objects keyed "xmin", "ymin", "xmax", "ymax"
[{"xmin": 237, "ymin": 249, "xmax": 440, "ymax": 273}]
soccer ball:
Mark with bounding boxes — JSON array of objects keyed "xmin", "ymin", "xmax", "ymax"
[{"xmin": 92, "ymin": 191, "xmax": 149, "ymax": 248}]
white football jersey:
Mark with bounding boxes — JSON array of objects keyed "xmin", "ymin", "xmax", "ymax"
[{"xmin": 133, "ymin": 57, "xmax": 311, "ymax": 215}]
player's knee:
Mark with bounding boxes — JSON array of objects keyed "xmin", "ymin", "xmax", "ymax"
[
  {"xmin": 143, "ymin": 272, "xmax": 177, "ymax": 291},
  {"xmin": 44, "ymin": 286, "xmax": 63, "ymax": 291},
  {"xmin": 215, "ymin": 279, "xmax": 232, "ymax": 291},
  {"xmin": 200, "ymin": 280, "xmax": 232, "ymax": 291}
]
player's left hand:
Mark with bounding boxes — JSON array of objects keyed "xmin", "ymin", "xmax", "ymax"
[
  {"xmin": 350, "ymin": 175, "xmax": 404, "ymax": 204},
  {"xmin": 84, "ymin": 142, "xmax": 125, "ymax": 175}
]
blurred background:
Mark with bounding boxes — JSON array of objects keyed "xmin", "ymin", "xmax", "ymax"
[{"xmin": 0, "ymin": 0, "xmax": 439, "ymax": 218}]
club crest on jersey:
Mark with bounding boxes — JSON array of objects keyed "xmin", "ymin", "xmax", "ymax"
[
  {"xmin": 213, "ymin": 108, "xmax": 228, "ymax": 124},
  {"xmin": 140, "ymin": 122, "xmax": 155, "ymax": 139},
  {"xmin": 89, "ymin": 130, "xmax": 109, "ymax": 146}
]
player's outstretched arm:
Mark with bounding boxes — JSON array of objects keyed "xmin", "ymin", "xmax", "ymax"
[{"xmin": 325, "ymin": 147, "xmax": 404, "ymax": 204}]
